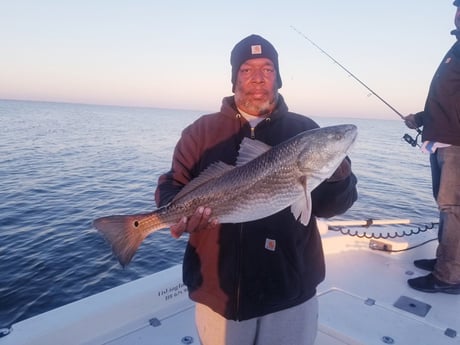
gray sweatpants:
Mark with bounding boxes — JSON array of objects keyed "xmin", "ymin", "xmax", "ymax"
[{"xmin": 195, "ymin": 296, "xmax": 318, "ymax": 345}]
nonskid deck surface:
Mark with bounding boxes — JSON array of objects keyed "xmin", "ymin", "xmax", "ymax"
[
  {"xmin": 102, "ymin": 303, "xmax": 198, "ymax": 345},
  {"xmin": 317, "ymin": 233, "xmax": 459, "ymax": 345}
]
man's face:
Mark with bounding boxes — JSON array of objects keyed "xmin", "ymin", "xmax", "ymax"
[{"xmin": 234, "ymin": 58, "xmax": 279, "ymax": 116}]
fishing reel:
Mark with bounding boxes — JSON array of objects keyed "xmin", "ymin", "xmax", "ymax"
[
  {"xmin": 403, "ymin": 133, "xmax": 418, "ymax": 147},
  {"xmin": 402, "ymin": 128, "xmax": 422, "ymax": 148}
]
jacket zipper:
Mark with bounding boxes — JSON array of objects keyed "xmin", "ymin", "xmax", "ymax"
[
  {"xmin": 236, "ymin": 113, "xmax": 271, "ymax": 140},
  {"xmin": 251, "ymin": 117, "xmax": 272, "ymax": 139},
  {"xmin": 235, "ymin": 223, "xmax": 244, "ymax": 319},
  {"xmin": 234, "ymin": 116, "xmax": 271, "ymax": 319}
]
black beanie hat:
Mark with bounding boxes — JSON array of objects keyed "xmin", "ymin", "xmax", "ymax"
[{"xmin": 230, "ymin": 34, "xmax": 282, "ymax": 92}]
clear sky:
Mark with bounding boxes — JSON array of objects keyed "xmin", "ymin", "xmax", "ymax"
[{"xmin": 1, "ymin": 1, "xmax": 457, "ymax": 119}]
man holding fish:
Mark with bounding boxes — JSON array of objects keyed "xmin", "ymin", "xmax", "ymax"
[{"xmin": 154, "ymin": 34, "xmax": 358, "ymax": 345}]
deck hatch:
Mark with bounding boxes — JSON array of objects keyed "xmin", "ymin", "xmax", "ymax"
[
  {"xmin": 317, "ymin": 289, "xmax": 453, "ymax": 344},
  {"xmin": 393, "ymin": 295, "xmax": 431, "ymax": 317}
]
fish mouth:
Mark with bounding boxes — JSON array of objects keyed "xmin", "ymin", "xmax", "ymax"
[
  {"xmin": 345, "ymin": 124, "xmax": 358, "ymax": 143},
  {"xmin": 335, "ymin": 124, "xmax": 358, "ymax": 144},
  {"xmin": 339, "ymin": 125, "xmax": 358, "ymax": 153}
]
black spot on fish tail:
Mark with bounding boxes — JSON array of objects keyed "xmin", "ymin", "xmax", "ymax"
[{"xmin": 93, "ymin": 215, "xmax": 147, "ymax": 267}]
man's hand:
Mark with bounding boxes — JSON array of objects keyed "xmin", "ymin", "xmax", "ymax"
[
  {"xmin": 404, "ymin": 114, "xmax": 419, "ymax": 129},
  {"xmin": 327, "ymin": 158, "xmax": 351, "ymax": 182},
  {"xmin": 169, "ymin": 207, "xmax": 218, "ymax": 238}
]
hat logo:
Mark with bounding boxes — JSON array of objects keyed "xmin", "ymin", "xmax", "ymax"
[{"xmin": 251, "ymin": 44, "xmax": 262, "ymax": 55}]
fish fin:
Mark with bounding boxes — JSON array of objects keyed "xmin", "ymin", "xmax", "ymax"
[
  {"xmin": 236, "ymin": 138, "xmax": 272, "ymax": 167},
  {"xmin": 290, "ymin": 176, "xmax": 312, "ymax": 225},
  {"xmin": 290, "ymin": 194, "xmax": 312, "ymax": 225},
  {"xmin": 93, "ymin": 214, "xmax": 151, "ymax": 267},
  {"xmin": 173, "ymin": 162, "xmax": 234, "ymax": 201}
]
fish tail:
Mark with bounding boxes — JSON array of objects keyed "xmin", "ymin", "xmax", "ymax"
[{"xmin": 93, "ymin": 214, "xmax": 151, "ymax": 267}]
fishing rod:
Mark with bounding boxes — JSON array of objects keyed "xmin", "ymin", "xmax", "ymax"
[{"xmin": 291, "ymin": 26, "xmax": 422, "ymax": 147}]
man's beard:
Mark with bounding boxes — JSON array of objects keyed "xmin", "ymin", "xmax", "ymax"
[
  {"xmin": 235, "ymin": 88, "xmax": 279, "ymax": 116},
  {"xmin": 241, "ymin": 98, "xmax": 274, "ymax": 115}
]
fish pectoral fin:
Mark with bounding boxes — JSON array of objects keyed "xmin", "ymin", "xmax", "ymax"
[
  {"xmin": 290, "ymin": 176, "xmax": 312, "ymax": 225},
  {"xmin": 290, "ymin": 193, "xmax": 312, "ymax": 226},
  {"xmin": 236, "ymin": 137, "xmax": 272, "ymax": 166}
]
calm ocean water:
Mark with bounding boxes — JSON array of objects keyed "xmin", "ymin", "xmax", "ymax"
[{"xmin": 0, "ymin": 99, "xmax": 438, "ymax": 328}]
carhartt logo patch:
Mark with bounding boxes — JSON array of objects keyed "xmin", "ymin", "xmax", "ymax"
[
  {"xmin": 265, "ymin": 238, "xmax": 276, "ymax": 251},
  {"xmin": 251, "ymin": 44, "xmax": 262, "ymax": 55}
]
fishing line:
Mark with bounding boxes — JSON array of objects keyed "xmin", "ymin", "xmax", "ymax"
[{"xmin": 291, "ymin": 26, "xmax": 422, "ymax": 147}]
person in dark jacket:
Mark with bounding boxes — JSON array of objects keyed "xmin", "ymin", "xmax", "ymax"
[
  {"xmin": 155, "ymin": 34, "xmax": 358, "ymax": 345},
  {"xmin": 404, "ymin": 1, "xmax": 460, "ymax": 294}
]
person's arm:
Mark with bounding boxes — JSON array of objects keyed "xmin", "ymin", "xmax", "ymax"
[
  {"xmin": 154, "ymin": 126, "xmax": 218, "ymax": 238},
  {"xmin": 155, "ymin": 120, "xmax": 203, "ymax": 204},
  {"xmin": 404, "ymin": 111, "xmax": 424, "ymax": 129}
]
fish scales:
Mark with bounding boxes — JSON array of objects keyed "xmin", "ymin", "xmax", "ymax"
[
  {"xmin": 174, "ymin": 147, "xmax": 302, "ymax": 221},
  {"xmin": 93, "ymin": 124, "xmax": 357, "ymax": 266}
]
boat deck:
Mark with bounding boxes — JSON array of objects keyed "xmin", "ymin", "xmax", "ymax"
[
  {"xmin": 317, "ymin": 232, "xmax": 459, "ymax": 344},
  {"xmin": 1, "ymin": 225, "xmax": 459, "ymax": 345}
]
